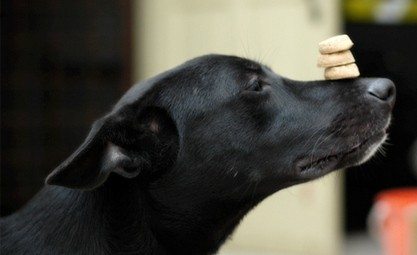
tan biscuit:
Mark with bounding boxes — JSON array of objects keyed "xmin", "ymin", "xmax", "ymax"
[
  {"xmin": 317, "ymin": 50, "xmax": 355, "ymax": 68},
  {"xmin": 319, "ymin": 34, "xmax": 353, "ymax": 54},
  {"xmin": 324, "ymin": 63, "xmax": 360, "ymax": 80}
]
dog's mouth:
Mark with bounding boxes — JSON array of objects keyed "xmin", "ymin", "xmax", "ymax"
[{"xmin": 295, "ymin": 131, "xmax": 386, "ymax": 179}]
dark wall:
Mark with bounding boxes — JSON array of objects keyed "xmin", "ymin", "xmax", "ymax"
[
  {"xmin": 1, "ymin": 1, "xmax": 132, "ymax": 216},
  {"xmin": 344, "ymin": 24, "xmax": 417, "ymax": 232}
]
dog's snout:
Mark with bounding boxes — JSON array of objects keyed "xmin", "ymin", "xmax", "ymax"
[{"xmin": 366, "ymin": 78, "xmax": 396, "ymax": 106}]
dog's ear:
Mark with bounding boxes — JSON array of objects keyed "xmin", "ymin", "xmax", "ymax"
[{"xmin": 45, "ymin": 107, "xmax": 178, "ymax": 190}]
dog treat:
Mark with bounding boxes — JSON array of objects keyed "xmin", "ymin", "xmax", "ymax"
[
  {"xmin": 318, "ymin": 34, "xmax": 360, "ymax": 80},
  {"xmin": 318, "ymin": 34, "xmax": 353, "ymax": 54},
  {"xmin": 324, "ymin": 63, "xmax": 360, "ymax": 80},
  {"xmin": 317, "ymin": 50, "xmax": 355, "ymax": 68}
]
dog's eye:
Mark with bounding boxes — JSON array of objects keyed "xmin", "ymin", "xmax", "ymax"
[{"xmin": 248, "ymin": 79, "xmax": 268, "ymax": 92}]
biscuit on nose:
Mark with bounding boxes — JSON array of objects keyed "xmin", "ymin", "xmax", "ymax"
[
  {"xmin": 318, "ymin": 34, "xmax": 353, "ymax": 54},
  {"xmin": 318, "ymin": 34, "xmax": 360, "ymax": 80},
  {"xmin": 324, "ymin": 63, "xmax": 360, "ymax": 80},
  {"xmin": 317, "ymin": 50, "xmax": 355, "ymax": 68}
]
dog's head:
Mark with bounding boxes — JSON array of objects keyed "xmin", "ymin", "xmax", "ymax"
[{"xmin": 46, "ymin": 54, "xmax": 395, "ymax": 197}]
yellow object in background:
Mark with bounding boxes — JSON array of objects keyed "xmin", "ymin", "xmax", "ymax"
[{"xmin": 344, "ymin": 0, "xmax": 417, "ymax": 24}]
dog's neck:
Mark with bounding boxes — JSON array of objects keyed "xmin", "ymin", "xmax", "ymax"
[
  {"xmin": 4, "ymin": 174, "xmax": 261, "ymax": 255},
  {"xmin": 145, "ymin": 169, "xmax": 263, "ymax": 254},
  {"xmin": 103, "ymin": 174, "xmax": 261, "ymax": 254},
  {"xmin": 2, "ymin": 185, "xmax": 110, "ymax": 254}
]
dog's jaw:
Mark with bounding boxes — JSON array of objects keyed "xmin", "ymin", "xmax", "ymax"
[
  {"xmin": 295, "ymin": 130, "xmax": 388, "ymax": 180},
  {"xmin": 357, "ymin": 133, "xmax": 387, "ymax": 165},
  {"xmin": 357, "ymin": 116, "xmax": 391, "ymax": 164}
]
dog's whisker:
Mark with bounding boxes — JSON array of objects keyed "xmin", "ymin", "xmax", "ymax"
[
  {"xmin": 239, "ymin": 35, "xmax": 249, "ymax": 59},
  {"xmin": 259, "ymin": 44, "xmax": 276, "ymax": 65},
  {"xmin": 307, "ymin": 126, "xmax": 340, "ymax": 164},
  {"xmin": 299, "ymin": 125, "xmax": 329, "ymax": 152}
]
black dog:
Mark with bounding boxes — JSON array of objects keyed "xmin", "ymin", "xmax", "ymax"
[{"xmin": 1, "ymin": 54, "xmax": 395, "ymax": 254}]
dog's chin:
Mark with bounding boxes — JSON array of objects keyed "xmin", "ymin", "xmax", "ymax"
[{"xmin": 295, "ymin": 131, "xmax": 387, "ymax": 180}]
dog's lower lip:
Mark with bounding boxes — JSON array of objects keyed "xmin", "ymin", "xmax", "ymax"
[{"xmin": 296, "ymin": 136, "xmax": 373, "ymax": 174}]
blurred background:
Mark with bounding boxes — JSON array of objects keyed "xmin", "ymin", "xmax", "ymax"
[{"xmin": 1, "ymin": 1, "xmax": 417, "ymax": 254}]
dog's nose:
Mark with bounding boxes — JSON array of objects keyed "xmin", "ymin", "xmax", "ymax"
[{"xmin": 366, "ymin": 78, "xmax": 396, "ymax": 106}]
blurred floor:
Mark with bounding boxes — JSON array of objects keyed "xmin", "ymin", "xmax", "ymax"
[
  {"xmin": 343, "ymin": 232, "xmax": 381, "ymax": 255},
  {"xmin": 221, "ymin": 232, "xmax": 381, "ymax": 255}
]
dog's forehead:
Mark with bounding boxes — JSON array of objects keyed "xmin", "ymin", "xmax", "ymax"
[
  {"xmin": 192, "ymin": 54, "xmax": 265, "ymax": 73},
  {"xmin": 113, "ymin": 55, "xmax": 265, "ymax": 113}
]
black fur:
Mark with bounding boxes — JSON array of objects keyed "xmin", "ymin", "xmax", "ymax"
[{"xmin": 1, "ymin": 54, "xmax": 395, "ymax": 254}]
